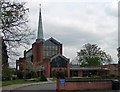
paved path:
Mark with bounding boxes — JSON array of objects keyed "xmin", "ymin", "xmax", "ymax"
[
  {"xmin": 1, "ymin": 78, "xmax": 55, "ymax": 91},
  {"xmin": 15, "ymin": 82, "xmax": 56, "ymax": 90}
]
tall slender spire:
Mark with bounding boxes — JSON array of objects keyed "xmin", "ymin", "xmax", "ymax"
[{"xmin": 36, "ymin": 4, "xmax": 43, "ymax": 42}]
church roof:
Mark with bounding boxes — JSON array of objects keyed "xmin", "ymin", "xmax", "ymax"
[
  {"xmin": 46, "ymin": 37, "xmax": 61, "ymax": 45},
  {"xmin": 50, "ymin": 54, "xmax": 69, "ymax": 62}
]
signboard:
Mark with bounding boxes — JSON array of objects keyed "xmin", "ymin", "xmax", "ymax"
[{"xmin": 60, "ymin": 79, "xmax": 65, "ymax": 84}]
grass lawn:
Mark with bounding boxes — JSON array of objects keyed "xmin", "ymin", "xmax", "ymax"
[
  {"xmin": 50, "ymin": 78, "xmax": 56, "ymax": 81},
  {"xmin": 2, "ymin": 79, "xmax": 46, "ymax": 87}
]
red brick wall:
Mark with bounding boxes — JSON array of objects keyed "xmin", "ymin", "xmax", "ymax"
[
  {"xmin": 57, "ymin": 79, "xmax": 112, "ymax": 90},
  {"xmin": 43, "ymin": 59, "xmax": 50, "ymax": 78},
  {"xmin": 19, "ymin": 58, "xmax": 25, "ymax": 71},
  {"xmin": 58, "ymin": 44, "xmax": 62, "ymax": 54},
  {"xmin": 65, "ymin": 81, "xmax": 112, "ymax": 90},
  {"xmin": 67, "ymin": 60, "xmax": 70, "ymax": 78},
  {"xmin": 32, "ymin": 42, "xmax": 43, "ymax": 64},
  {"xmin": 57, "ymin": 79, "xmax": 65, "ymax": 90},
  {"xmin": 102, "ymin": 64, "xmax": 118, "ymax": 75}
]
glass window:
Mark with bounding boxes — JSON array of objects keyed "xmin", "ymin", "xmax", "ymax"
[
  {"xmin": 51, "ymin": 56, "xmax": 67, "ymax": 68},
  {"xmin": 43, "ymin": 40, "xmax": 58, "ymax": 59}
]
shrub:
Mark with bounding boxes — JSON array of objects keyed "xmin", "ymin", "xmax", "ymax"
[
  {"xmin": 91, "ymin": 75, "xmax": 101, "ymax": 79},
  {"xmin": 17, "ymin": 71, "xmax": 23, "ymax": 79},
  {"xmin": 25, "ymin": 71, "xmax": 31, "ymax": 79},
  {"xmin": 31, "ymin": 71, "xmax": 38, "ymax": 78},
  {"xmin": 12, "ymin": 75, "xmax": 17, "ymax": 80},
  {"xmin": 39, "ymin": 74, "xmax": 47, "ymax": 81},
  {"xmin": 101, "ymin": 74, "xmax": 119, "ymax": 79},
  {"xmin": 2, "ymin": 68, "xmax": 14, "ymax": 81}
]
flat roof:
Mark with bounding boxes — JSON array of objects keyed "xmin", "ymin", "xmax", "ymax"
[{"xmin": 70, "ymin": 67, "xmax": 109, "ymax": 70}]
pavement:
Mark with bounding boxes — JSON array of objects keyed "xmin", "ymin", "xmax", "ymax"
[{"xmin": 1, "ymin": 78, "xmax": 56, "ymax": 91}]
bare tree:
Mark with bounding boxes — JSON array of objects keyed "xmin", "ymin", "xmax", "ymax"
[{"xmin": 0, "ymin": 0, "xmax": 35, "ymax": 59}]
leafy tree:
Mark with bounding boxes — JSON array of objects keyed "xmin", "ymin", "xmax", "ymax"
[
  {"xmin": 0, "ymin": 0, "xmax": 34, "ymax": 59},
  {"xmin": 25, "ymin": 61, "xmax": 44, "ymax": 78},
  {"xmin": 26, "ymin": 61, "xmax": 44, "ymax": 72},
  {"xmin": 77, "ymin": 43, "xmax": 112, "ymax": 67}
]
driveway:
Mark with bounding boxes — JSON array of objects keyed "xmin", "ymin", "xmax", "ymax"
[{"xmin": 15, "ymin": 82, "xmax": 56, "ymax": 90}]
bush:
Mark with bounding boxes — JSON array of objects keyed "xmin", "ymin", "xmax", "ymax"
[
  {"xmin": 39, "ymin": 74, "xmax": 47, "ymax": 81},
  {"xmin": 91, "ymin": 75, "xmax": 101, "ymax": 79},
  {"xmin": 17, "ymin": 71, "xmax": 24, "ymax": 79},
  {"xmin": 2, "ymin": 68, "xmax": 14, "ymax": 81},
  {"xmin": 31, "ymin": 71, "xmax": 38, "ymax": 78},
  {"xmin": 25, "ymin": 71, "xmax": 31, "ymax": 79},
  {"xmin": 12, "ymin": 75, "xmax": 17, "ymax": 80},
  {"xmin": 100, "ymin": 74, "xmax": 119, "ymax": 79}
]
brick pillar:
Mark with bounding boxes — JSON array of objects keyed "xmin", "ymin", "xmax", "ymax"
[
  {"xmin": 58, "ymin": 44, "xmax": 62, "ymax": 54},
  {"xmin": 23, "ymin": 58, "xmax": 26, "ymax": 78},
  {"xmin": 67, "ymin": 59, "xmax": 70, "ymax": 78},
  {"xmin": 47, "ymin": 60, "xmax": 50, "ymax": 78},
  {"xmin": 32, "ymin": 41, "xmax": 43, "ymax": 64},
  {"xmin": 23, "ymin": 50, "xmax": 26, "ymax": 78}
]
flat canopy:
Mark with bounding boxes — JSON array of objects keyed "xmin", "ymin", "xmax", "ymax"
[{"xmin": 70, "ymin": 67, "xmax": 109, "ymax": 71}]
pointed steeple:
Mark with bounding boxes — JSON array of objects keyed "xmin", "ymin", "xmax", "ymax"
[{"xmin": 36, "ymin": 4, "xmax": 43, "ymax": 42}]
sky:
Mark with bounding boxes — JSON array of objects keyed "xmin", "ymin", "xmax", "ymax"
[{"xmin": 9, "ymin": 0, "xmax": 119, "ymax": 67}]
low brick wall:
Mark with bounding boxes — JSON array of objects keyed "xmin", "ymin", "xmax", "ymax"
[{"xmin": 57, "ymin": 78, "xmax": 113, "ymax": 90}]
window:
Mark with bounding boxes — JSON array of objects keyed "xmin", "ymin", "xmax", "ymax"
[
  {"xmin": 50, "ymin": 56, "xmax": 67, "ymax": 68},
  {"xmin": 43, "ymin": 40, "xmax": 58, "ymax": 59}
]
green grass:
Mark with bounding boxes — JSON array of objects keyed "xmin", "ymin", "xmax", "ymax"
[
  {"xmin": 2, "ymin": 79, "xmax": 46, "ymax": 87},
  {"xmin": 50, "ymin": 78, "xmax": 56, "ymax": 81}
]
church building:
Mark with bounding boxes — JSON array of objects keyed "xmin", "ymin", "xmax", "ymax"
[{"xmin": 16, "ymin": 7, "xmax": 70, "ymax": 78}]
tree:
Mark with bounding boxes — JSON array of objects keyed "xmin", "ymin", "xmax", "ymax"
[
  {"xmin": 77, "ymin": 43, "xmax": 112, "ymax": 67},
  {"xmin": 25, "ymin": 61, "xmax": 44, "ymax": 78},
  {"xmin": 26, "ymin": 61, "xmax": 44, "ymax": 72},
  {"xmin": 0, "ymin": 0, "xmax": 35, "ymax": 59}
]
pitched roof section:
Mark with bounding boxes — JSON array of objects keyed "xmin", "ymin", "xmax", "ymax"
[
  {"xmin": 36, "ymin": 5, "xmax": 43, "ymax": 42},
  {"xmin": 50, "ymin": 54, "xmax": 69, "ymax": 62},
  {"xmin": 46, "ymin": 37, "xmax": 61, "ymax": 45}
]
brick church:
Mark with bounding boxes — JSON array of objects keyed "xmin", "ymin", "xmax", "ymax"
[{"xmin": 16, "ymin": 7, "xmax": 70, "ymax": 78}]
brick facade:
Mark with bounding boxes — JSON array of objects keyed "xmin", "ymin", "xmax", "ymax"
[
  {"xmin": 102, "ymin": 64, "xmax": 118, "ymax": 75},
  {"xmin": 57, "ymin": 79, "xmax": 112, "ymax": 90},
  {"xmin": 32, "ymin": 41, "xmax": 43, "ymax": 64},
  {"xmin": 16, "ymin": 7, "xmax": 70, "ymax": 78},
  {"xmin": 16, "ymin": 39, "xmax": 70, "ymax": 78}
]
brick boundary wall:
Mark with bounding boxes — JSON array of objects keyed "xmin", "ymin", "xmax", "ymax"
[{"xmin": 57, "ymin": 78, "xmax": 113, "ymax": 90}]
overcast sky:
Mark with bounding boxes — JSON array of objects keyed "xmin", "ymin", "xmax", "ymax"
[{"xmin": 9, "ymin": 0, "xmax": 119, "ymax": 67}]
